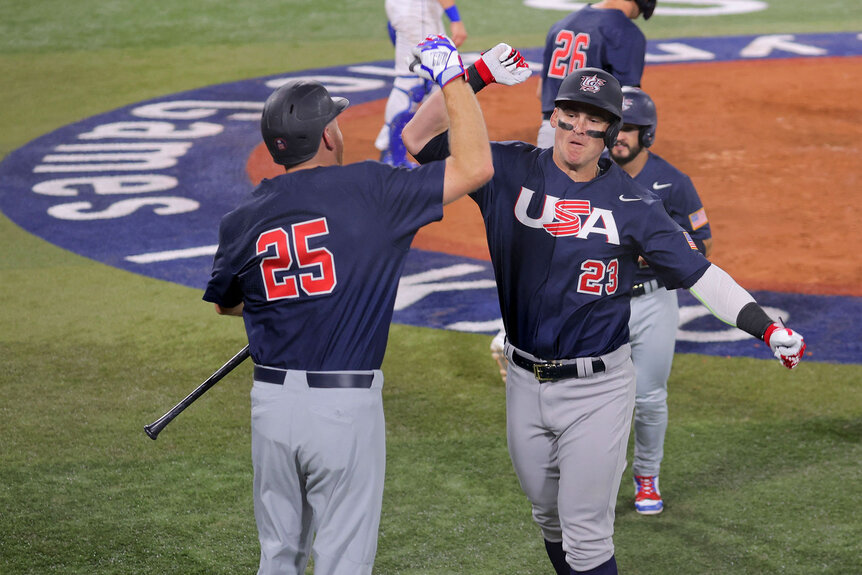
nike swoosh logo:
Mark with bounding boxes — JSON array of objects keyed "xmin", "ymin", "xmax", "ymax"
[
  {"xmin": 652, "ymin": 182, "xmax": 672, "ymax": 190},
  {"xmin": 619, "ymin": 195, "xmax": 641, "ymax": 202}
]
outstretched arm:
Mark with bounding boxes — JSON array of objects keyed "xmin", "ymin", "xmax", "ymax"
[{"xmin": 688, "ymin": 264, "xmax": 806, "ymax": 369}]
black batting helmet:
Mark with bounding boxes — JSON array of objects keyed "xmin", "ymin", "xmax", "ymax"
[
  {"xmin": 634, "ymin": 0, "xmax": 656, "ymax": 20},
  {"xmin": 621, "ymin": 86, "xmax": 657, "ymax": 148},
  {"xmin": 261, "ymin": 79, "xmax": 349, "ymax": 168},
  {"xmin": 555, "ymin": 67, "xmax": 623, "ymax": 148}
]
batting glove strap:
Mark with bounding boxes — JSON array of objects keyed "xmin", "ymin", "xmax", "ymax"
[
  {"xmin": 763, "ymin": 323, "xmax": 807, "ymax": 369},
  {"xmin": 410, "ymin": 34, "xmax": 466, "ymax": 88}
]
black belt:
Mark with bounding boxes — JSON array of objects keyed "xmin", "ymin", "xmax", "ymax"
[
  {"xmin": 631, "ymin": 279, "xmax": 664, "ymax": 297},
  {"xmin": 254, "ymin": 365, "xmax": 374, "ymax": 389},
  {"xmin": 542, "ymin": 111, "xmax": 553, "ymax": 120},
  {"xmin": 509, "ymin": 351, "xmax": 605, "ymax": 382}
]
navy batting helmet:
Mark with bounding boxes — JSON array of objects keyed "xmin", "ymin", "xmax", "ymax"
[
  {"xmin": 621, "ymin": 86, "xmax": 657, "ymax": 148},
  {"xmin": 261, "ymin": 79, "xmax": 349, "ymax": 168},
  {"xmin": 555, "ymin": 67, "xmax": 623, "ymax": 148},
  {"xmin": 635, "ymin": 0, "xmax": 657, "ymax": 20}
]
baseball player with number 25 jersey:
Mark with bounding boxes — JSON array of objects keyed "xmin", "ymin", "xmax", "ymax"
[
  {"xmin": 609, "ymin": 86, "xmax": 713, "ymax": 515},
  {"xmin": 404, "ymin": 62, "xmax": 805, "ymax": 574},
  {"xmin": 203, "ymin": 35, "xmax": 492, "ymax": 575},
  {"xmin": 537, "ymin": 0, "xmax": 655, "ymax": 148}
]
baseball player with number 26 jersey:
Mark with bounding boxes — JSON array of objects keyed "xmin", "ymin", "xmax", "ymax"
[
  {"xmin": 404, "ymin": 61, "xmax": 805, "ymax": 574},
  {"xmin": 203, "ymin": 35, "xmax": 492, "ymax": 575},
  {"xmin": 609, "ymin": 86, "xmax": 713, "ymax": 515},
  {"xmin": 537, "ymin": 0, "xmax": 655, "ymax": 148}
]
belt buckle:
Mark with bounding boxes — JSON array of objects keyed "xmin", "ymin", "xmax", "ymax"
[{"xmin": 532, "ymin": 362, "xmax": 559, "ymax": 383}]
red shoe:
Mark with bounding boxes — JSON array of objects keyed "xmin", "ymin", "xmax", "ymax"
[{"xmin": 634, "ymin": 475, "xmax": 663, "ymax": 515}]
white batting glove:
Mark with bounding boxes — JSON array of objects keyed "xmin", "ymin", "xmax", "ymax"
[
  {"xmin": 473, "ymin": 43, "xmax": 532, "ymax": 86},
  {"xmin": 409, "ymin": 34, "xmax": 465, "ymax": 88},
  {"xmin": 763, "ymin": 323, "xmax": 806, "ymax": 369}
]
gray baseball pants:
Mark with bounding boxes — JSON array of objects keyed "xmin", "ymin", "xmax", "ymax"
[
  {"xmin": 503, "ymin": 343, "xmax": 634, "ymax": 571},
  {"xmin": 250, "ymin": 370, "xmax": 386, "ymax": 575}
]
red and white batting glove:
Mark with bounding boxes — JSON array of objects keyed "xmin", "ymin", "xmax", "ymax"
[
  {"xmin": 472, "ymin": 43, "xmax": 532, "ymax": 87},
  {"xmin": 409, "ymin": 34, "xmax": 466, "ymax": 88},
  {"xmin": 763, "ymin": 323, "xmax": 806, "ymax": 369}
]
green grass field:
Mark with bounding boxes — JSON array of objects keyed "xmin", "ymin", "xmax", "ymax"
[{"xmin": 2, "ymin": 1, "xmax": 861, "ymax": 573}]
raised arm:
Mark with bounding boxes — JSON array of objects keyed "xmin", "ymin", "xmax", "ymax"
[
  {"xmin": 403, "ymin": 42, "xmax": 532, "ymax": 161},
  {"xmin": 402, "ymin": 87, "xmax": 449, "ymax": 158},
  {"xmin": 407, "ymin": 35, "xmax": 493, "ymax": 204},
  {"xmin": 439, "ymin": 79, "xmax": 492, "ymax": 203}
]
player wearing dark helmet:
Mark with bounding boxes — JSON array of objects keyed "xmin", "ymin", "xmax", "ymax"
[
  {"xmin": 404, "ymin": 64, "xmax": 805, "ymax": 574},
  {"xmin": 537, "ymin": 0, "xmax": 655, "ymax": 148},
  {"xmin": 203, "ymin": 35, "xmax": 494, "ymax": 575},
  {"xmin": 609, "ymin": 86, "xmax": 713, "ymax": 515}
]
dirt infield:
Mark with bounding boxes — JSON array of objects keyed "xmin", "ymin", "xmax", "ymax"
[{"xmin": 248, "ymin": 57, "xmax": 862, "ymax": 297}]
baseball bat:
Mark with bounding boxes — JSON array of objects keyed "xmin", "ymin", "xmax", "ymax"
[{"xmin": 144, "ymin": 344, "xmax": 251, "ymax": 440}]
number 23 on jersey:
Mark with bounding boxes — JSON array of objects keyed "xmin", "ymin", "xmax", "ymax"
[{"xmin": 256, "ymin": 218, "xmax": 337, "ymax": 301}]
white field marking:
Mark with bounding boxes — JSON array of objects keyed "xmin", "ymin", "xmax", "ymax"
[
  {"xmin": 740, "ymin": 35, "xmax": 828, "ymax": 58},
  {"xmin": 265, "ymin": 75, "xmax": 386, "ymax": 93},
  {"xmin": 646, "ymin": 43, "xmax": 716, "ymax": 63},
  {"xmin": 523, "ymin": 0, "xmax": 767, "ymax": 16},
  {"xmin": 126, "ymin": 245, "xmax": 218, "ymax": 264},
  {"xmin": 132, "ymin": 100, "xmax": 262, "ymax": 121},
  {"xmin": 395, "ymin": 264, "xmax": 497, "ymax": 310},
  {"xmin": 447, "ymin": 318, "xmax": 504, "ymax": 333}
]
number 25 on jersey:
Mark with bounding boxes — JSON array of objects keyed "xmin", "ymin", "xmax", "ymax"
[{"xmin": 256, "ymin": 218, "xmax": 337, "ymax": 301}]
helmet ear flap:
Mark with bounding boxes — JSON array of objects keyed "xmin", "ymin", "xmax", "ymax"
[
  {"xmin": 639, "ymin": 125, "xmax": 655, "ymax": 148},
  {"xmin": 604, "ymin": 118, "xmax": 622, "ymax": 149}
]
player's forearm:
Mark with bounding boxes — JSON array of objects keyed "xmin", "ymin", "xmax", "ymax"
[
  {"xmin": 687, "ymin": 264, "xmax": 772, "ymax": 338},
  {"xmin": 440, "ymin": 79, "xmax": 493, "ymax": 204},
  {"xmin": 689, "ymin": 263, "xmax": 806, "ymax": 368},
  {"xmin": 215, "ymin": 302, "xmax": 244, "ymax": 316},
  {"xmin": 701, "ymin": 237, "xmax": 714, "ymax": 258},
  {"xmin": 402, "ymin": 89, "xmax": 450, "ymax": 157}
]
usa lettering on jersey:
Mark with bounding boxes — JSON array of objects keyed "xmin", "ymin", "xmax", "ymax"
[{"xmin": 514, "ymin": 187, "xmax": 620, "ymax": 244}]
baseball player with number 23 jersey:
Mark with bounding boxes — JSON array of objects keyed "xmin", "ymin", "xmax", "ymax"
[{"xmin": 403, "ymin": 58, "xmax": 805, "ymax": 574}]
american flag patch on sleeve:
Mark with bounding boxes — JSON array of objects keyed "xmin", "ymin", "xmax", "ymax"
[
  {"xmin": 683, "ymin": 231, "xmax": 698, "ymax": 250},
  {"xmin": 689, "ymin": 207, "xmax": 708, "ymax": 230}
]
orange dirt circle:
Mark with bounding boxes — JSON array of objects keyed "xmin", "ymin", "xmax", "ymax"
[{"xmin": 248, "ymin": 56, "xmax": 862, "ymax": 297}]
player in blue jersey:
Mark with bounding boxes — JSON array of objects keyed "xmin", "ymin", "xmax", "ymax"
[
  {"xmin": 202, "ymin": 35, "xmax": 493, "ymax": 575},
  {"xmin": 537, "ymin": 0, "xmax": 655, "ymax": 148},
  {"xmin": 403, "ymin": 66, "xmax": 805, "ymax": 574},
  {"xmin": 610, "ymin": 86, "xmax": 713, "ymax": 515}
]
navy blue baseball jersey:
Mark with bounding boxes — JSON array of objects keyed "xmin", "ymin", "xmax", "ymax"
[
  {"xmin": 416, "ymin": 135, "xmax": 709, "ymax": 359},
  {"xmin": 540, "ymin": 5, "xmax": 646, "ymax": 115},
  {"xmin": 631, "ymin": 152, "xmax": 712, "ymax": 284},
  {"xmin": 203, "ymin": 161, "xmax": 445, "ymax": 370}
]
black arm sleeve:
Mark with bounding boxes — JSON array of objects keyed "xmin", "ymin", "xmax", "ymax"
[
  {"xmin": 413, "ymin": 131, "xmax": 451, "ymax": 165},
  {"xmin": 736, "ymin": 302, "xmax": 774, "ymax": 340}
]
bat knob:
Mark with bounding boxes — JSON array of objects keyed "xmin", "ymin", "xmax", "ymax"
[{"xmin": 144, "ymin": 424, "xmax": 159, "ymax": 440}]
